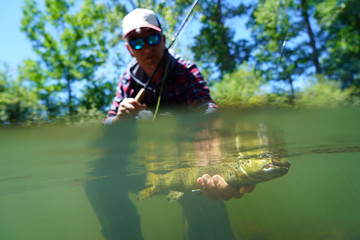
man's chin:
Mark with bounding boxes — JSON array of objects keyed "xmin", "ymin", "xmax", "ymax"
[{"xmin": 144, "ymin": 58, "xmax": 160, "ymax": 68}]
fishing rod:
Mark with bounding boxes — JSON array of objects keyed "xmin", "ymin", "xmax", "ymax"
[
  {"xmin": 275, "ymin": 25, "xmax": 289, "ymax": 72},
  {"xmin": 274, "ymin": 0, "xmax": 290, "ymax": 80},
  {"xmin": 134, "ymin": 0, "xmax": 200, "ymax": 102}
]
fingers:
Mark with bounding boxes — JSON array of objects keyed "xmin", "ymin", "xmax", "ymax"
[
  {"xmin": 197, "ymin": 174, "xmax": 219, "ymax": 200},
  {"xmin": 117, "ymin": 98, "xmax": 146, "ymax": 117},
  {"xmin": 197, "ymin": 174, "xmax": 256, "ymax": 201},
  {"xmin": 239, "ymin": 184, "xmax": 256, "ymax": 194},
  {"xmin": 213, "ymin": 175, "xmax": 243, "ymax": 200}
]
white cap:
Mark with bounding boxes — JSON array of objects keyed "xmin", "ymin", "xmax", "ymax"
[{"xmin": 122, "ymin": 8, "xmax": 162, "ymax": 39}]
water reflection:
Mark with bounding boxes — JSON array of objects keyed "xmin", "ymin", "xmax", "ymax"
[
  {"xmin": 84, "ymin": 113, "xmax": 287, "ymax": 240},
  {"xmin": 1, "ymin": 109, "xmax": 360, "ymax": 239}
]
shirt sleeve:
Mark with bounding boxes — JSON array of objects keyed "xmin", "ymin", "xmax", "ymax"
[{"xmin": 185, "ymin": 63, "xmax": 219, "ymax": 113}]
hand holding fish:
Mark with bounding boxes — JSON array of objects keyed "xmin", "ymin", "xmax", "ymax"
[
  {"xmin": 197, "ymin": 174, "xmax": 256, "ymax": 201},
  {"xmin": 138, "ymin": 154, "xmax": 290, "ymax": 201}
]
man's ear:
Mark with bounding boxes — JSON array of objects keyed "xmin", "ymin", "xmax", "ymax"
[{"xmin": 125, "ymin": 43, "xmax": 135, "ymax": 56}]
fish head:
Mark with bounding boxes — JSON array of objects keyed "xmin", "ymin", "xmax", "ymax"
[{"xmin": 236, "ymin": 153, "xmax": 290, "ymax": 182}]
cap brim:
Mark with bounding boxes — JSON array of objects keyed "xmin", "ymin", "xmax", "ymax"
[{"xmin": 122, "ymin": 25, "xmax": 162, "ymax": 39}]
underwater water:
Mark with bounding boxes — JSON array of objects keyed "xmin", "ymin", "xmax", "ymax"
[{"xmin": 1, "ymin": 108, "xmax": 360, "ymax": 240}]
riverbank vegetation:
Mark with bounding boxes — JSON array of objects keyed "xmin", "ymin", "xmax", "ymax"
[{"xmin": 1, "ymin": 0, "xmax": 359, "ymax": 125}]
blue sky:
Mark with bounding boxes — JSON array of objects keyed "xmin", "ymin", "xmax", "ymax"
[{"xmin": 0, "ymin": 0, "xmax": 38, "ymax": 72}]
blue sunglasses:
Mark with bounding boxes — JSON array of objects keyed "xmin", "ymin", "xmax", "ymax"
[{"xmin": 129, "ymin": 33, "xmax": 162, "ymax": 50}]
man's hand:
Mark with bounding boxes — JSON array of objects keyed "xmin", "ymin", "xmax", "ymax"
[
  {"xmin": 197, "ymin": 174, "xmax": 256, "ymax": 201},
  {"xmin": 112, "ymin": 98, "xmax": 146, "ymax": 123}
]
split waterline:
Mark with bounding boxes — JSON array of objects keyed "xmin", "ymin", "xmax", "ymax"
[{"xmin": 1, "ymin": 108, "xmax": 360, "ymax": 239}]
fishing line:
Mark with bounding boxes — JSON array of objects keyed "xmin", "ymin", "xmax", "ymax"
[{"xmin": 152, "ymin": 55, "xmax": 171, "ymax": 121}]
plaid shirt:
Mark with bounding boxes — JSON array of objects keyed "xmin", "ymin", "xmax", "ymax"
[{"xmin": 105, "ymin": 50, "xmax": 218, "ymax": 122}]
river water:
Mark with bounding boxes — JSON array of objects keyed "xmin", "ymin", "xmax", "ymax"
[{"xmin": 1, "ymin": 108, "xmax": 360, "ymax": 240}]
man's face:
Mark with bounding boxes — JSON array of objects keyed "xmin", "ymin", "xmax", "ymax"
[{"xmin": 125, "ymin": 28, "xmax": 166, "ymax": 72}]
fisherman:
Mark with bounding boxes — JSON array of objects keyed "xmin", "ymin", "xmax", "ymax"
[
  {"xmin": 105, "ymin": 8, "xmax": 256, "ymax": 201},
  {"xmin": 104, "ymin": 8, "xmax": 217, "ymax": 123},
  {"xmin": 86, "ymin": 8, "xmax": 257, "ymax": 240}
]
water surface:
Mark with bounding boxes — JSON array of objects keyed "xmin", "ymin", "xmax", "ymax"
[{"xmin": 1, "ymin": 108, "xmax": 359, "ymax": 239}]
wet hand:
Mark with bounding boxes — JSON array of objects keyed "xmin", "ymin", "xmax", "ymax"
[
  {"xmin": 197, "ymin": 174, "xmax": 256, "ymax": 201},
  {"xmin": 113, "ymin": 98, "xmax": 146, "ymax": 122}
]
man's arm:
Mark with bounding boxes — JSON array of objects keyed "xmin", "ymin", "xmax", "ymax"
[{"xmin": 184, "ymin": 63, "xmax": 218, "ymax": 114}]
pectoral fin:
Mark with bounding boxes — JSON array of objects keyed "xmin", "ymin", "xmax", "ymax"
[{"xmin": 167, "ymin": 191, "xmax": 184, "ymax": 202}]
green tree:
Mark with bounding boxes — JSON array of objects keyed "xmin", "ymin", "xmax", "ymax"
[
  {"xmin": 191, "ymin": 0, "xmax": 251, "ymax": 77},
  {"xmin": 295, "ymin": 76, "xmax": 351, "ymax": 108},
  {"xmin": 21, "ymin": 0, "xmax": 125, "ymax": 117},
  {"xmin": 0, "ymin": 62, "xmax": 44, "ymax": 124},
  {"xmin": 300, "ymin": 0, "xmax": 321, "ymax": 74},
  {"xmin": 315, "ymin": 0, "xmax": 360, "ymax": 88},
  {"xmin": 17, "ymin": 59, "xmax": 62, "ymax": 117},
  {"xmin": 248, "ymin": 0, "xmax": 322, "ymax": 99},
  {"xmin": 79, "ymin": 74, "xmax": 116, "ymax": 112},
  {"xmin": 210, "ymin": 63, "xmax": 265, "ymax": 107}
]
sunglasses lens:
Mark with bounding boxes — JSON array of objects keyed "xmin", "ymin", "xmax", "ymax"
[
  {"xmin": 129, "ymin": 34, "xmax": 161, "ymax": 50},
  {"xmin": 147, "ymin": 34, "xmax": 161, "ymax": 46},
  {"xmin": 130, "ymin": 39, "xmax": 144, "ymax": 50}
]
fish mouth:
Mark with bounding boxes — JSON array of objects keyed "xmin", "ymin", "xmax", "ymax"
[{"xmin": 264, "ymin": 158, "xmax": 291, "ymax": 170}]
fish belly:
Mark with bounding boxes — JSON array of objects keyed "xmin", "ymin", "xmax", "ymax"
[{"xmin": 138, "ymin": 164, "xmax": 240, "ymax": 200}]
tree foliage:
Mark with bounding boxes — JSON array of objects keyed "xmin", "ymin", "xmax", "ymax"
[
  {"xmin": 211, "ymin": 63, "xmax": 264, "ymax": 107},
  {"xmin": 17, "ymin": 59, "xmax": 62, "ymax": 117},
  {"xmin": 21, "ymin": 0, "xmax": 125, "ymax": 116},
  {"xmin": 315, "ymin": 0, "xmax": 360, "ymax": 87},
  {"xmin": 1, "ymin": 0, "xmax": 359, "ymax": 125},
  {"xmin": 294, "ymin": 76, "xmax": 351, "ymax": 108},
  {"xmin": 191, "ymin": 0, "xmax": 252, "ymax": 77},
  {"xmin": 248, "ymin": 0, "xmax": 322, "ymax": 98},
  {"xmin": 0, "ymin": 62, "xmax": 45, "ymax": 124}
]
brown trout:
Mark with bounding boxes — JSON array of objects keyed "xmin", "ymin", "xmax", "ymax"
[{"xmin": 138, "ymin": 153, "xmax": 290, "ymax": 201}]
